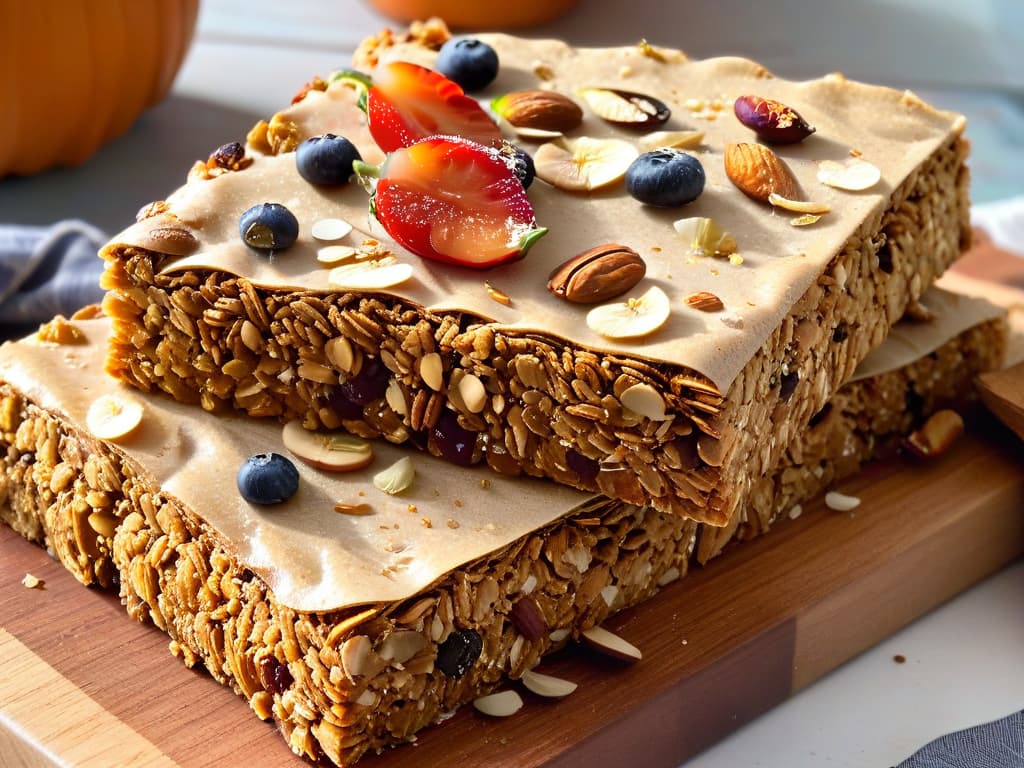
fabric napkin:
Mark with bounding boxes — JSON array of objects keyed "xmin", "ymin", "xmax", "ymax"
[
  {"xmin": 897, "ymin": 710, "xmax": 1024, "ymax": 768},
  {"xmin": 0, "ymin": 220, "xmax": 107, "ymax": 338}
]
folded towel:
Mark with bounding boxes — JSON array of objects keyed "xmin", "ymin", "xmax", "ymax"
[
  {"xmin": 897, "ymin": 709, "xmax": 1024, "ymax": 768},
  {"xmin": 0, "ymin": 220, "xmax": 107, "ymax": 337}
]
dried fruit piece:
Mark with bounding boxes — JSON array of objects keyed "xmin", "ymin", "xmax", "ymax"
[
  {"xmin": 491, "ymin": 90, "xmax": 584, "ymax": 133},
  {"xmin": 373, "ymin": 456, "xmax": 415, "ymax": 494},
  {"xmin": 281, "ymin": 420, "xmax": 374, "ymax": 472},
  {"xmin": 473, "ymin": 690, "xmax": 524, "ymax": 717},
  {"xmin": 436, "ymin": 628, "xmax": 483, "ymax": 677},
  {"xmin": 510, "ymin": 596, "xmax": 546, "ymax": 641},
  {"xmin": 817, "ymin": 158, "xmax": 882, "ymax": 191},
  {"xmin": 86, "ymin": 393, "xmax": 143, "ymax": 441},
  {"xmin": 361, "ymin": 136, "xmax": 546, "ymax": 268},
  {"xmin": 581, "ymin": 625, "xmax": 642, "ymax": 661},
  {"xmin": 905, "ymin": 409, "xmax": 964, "ymax": 459},
  {"xmin": 673, "ymin": 217, "xmax": 737, "ymax": 258},
  {"xmin": 579, "ymin": 87, "xmax": 670, "ymax": 128},
  {"xmin": 724, "ymin": 142, "xmax": 801, "ymax": 202},
  {"xmin": 533, "ymin": 136, "xmax": 638, "ymax": 192},
  {"xmin": 547, "ymin": 244, "xmax": 647, "ymax": 304},
  {"xmin": 685, "ymin": 291, "xmax": 724, "ymax": 312},
  {"xmin": 237, "ymin": 453, "xmax": 300, "ymax": 505},
  {"xmin": 637, "ymin": 129, "xmax": 704, "ymax": 152},
  {"xmin": 366, "ymin": 61, "xmax": 502, "ymax": 151},
  {"xmin": 586, "ymin": 285, "xmax": 670, "ymax": 340},
  {"xmin": 327, "ymin": 258, "xmax": 414, "ymax": 290},
  {"xmin": 521, "ymin": 670, "xmax": 578, "ymax": 698},
  {"xmin": 733, "ymin": 95, "xmax": 815, "ymax": 143}
]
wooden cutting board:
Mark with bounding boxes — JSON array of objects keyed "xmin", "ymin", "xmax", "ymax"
[{"xmin": 2, "ymin": 410, "xmax": 1022, "ymax": 768}]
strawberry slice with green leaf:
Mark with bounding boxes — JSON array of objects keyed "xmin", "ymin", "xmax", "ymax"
[
  {"xmin": 365, "ymin": 61, "xmax": 503, "ymax": 152},
  {"xmin": 358, "ymin": 136, "xmax": 546, "ymax": 269}
]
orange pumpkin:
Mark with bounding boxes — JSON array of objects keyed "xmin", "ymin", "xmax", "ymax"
[
  {"xmin": 369, "ymin": 0, "xmax": 579, "ymax": 29},
  {"xmin": 0, "ymin": 0, "xmax": 199, "ymax": 177}
]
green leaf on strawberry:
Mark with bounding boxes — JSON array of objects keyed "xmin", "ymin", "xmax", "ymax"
[
  {"xmin": 365, "ymin": 61, "xmax": 503, "ymax": 152},
  {"xmin": 358, "ymin": 136, "xmax": 546, "ymax": 269}
]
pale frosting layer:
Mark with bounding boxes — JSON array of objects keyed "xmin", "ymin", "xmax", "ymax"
[
  {"xmin": 107, "ymin": 35, "xmax": 964, "ymax": 393},
  {"xmin": 0, "ymin": 286, "xmax": 998, "ymax": 612}
]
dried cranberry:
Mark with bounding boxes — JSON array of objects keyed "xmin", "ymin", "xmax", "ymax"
[
  {"xmin": 257, "ymin": 654, "xmax": 293, "ymax": 695},
  {"xmin": 430, "ymin": 410, "xmax": 479, "ymax": 466},
  {"xmin": 565, "ymin": 449, "xmax": 599, "ymax": 484},
  {"xmin": 435, "ymin": 628, "xmax": 483, "ymax": 678},
  {"xmin": 339, "ymin": 357, "xmax": 389, "ymax": 406},
  {"xmin": 325, "ymin": 387, "xmax": 363, "ymax": 420},
  {"xmin": 779, "ymin": 371, "xmax": 799, "ymax": 402}
]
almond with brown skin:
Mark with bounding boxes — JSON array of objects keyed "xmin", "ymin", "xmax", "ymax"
[
  {"xmin": 491, "ymin": 90, "xmax": 584, "ymax": 133},
  {"xmin": 724, "ymin": 142, "xmax": 801, "ymax": 203},
  {"xmin": 510, "ymin": 596, "xmax": 546, "ymax": 642},
  {"xmin": 547, "ymin": 244, "xmax": 646, "ymax": 304},
  {"xmin": 685, "ymin": 291, "xmax": 724, "ymax": 312}
]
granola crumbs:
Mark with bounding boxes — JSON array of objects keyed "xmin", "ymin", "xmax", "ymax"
[
  {"xmin": 446, "ymin": 519, "xmax": 460, "ymax": 529},
  {"xmin": 421, "ymin": 518, "xmax": 432, "ymax": 528}
]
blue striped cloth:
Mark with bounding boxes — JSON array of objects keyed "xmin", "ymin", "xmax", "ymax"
[
  {"xmin": 898, "ymin": 710, "xmax": 1024, "ymax": 768},
  {"xmin": 0, "ymin": 221, "xmax": 107, "ymax": 336}
]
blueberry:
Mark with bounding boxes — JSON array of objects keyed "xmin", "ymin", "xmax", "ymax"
[
  {"xmin": 435, "ymin": 38, "xmax": 499, "ymax": 92},
  {"xmin": 625, "ymin": 149, "xmax": 705, "ymax": 207},
  {"xmin": 508, "ymin": 145, "xmax": 535, "ymax": 190},
  {"xmin": 435, "ymin": 628, "xmax": 483, "ymax": 677},
  {"xmin": 239, "ymin": 203, "xmax": 299, "ymax": 251},
  {"xmin": 237, "ymin": 453, "xmax": 300, "ymax": 505},
  {"xmin": 296, "ymin": 134, "xmax": 362, "ymax": 186}
]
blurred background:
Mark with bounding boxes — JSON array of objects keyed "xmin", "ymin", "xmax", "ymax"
[{"xmin": 0, "ymin": 0, "xmax": 1021, "ymax": 235}]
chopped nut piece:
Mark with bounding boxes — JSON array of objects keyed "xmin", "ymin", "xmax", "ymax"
[
  {"xmin": 472, "ymin": 690, "xmax": 524, "ymax": 717},
  {"xmin": 334, "ymin": 502, "xmax": 374, "ymax": 515},
  {"xmin": 637, "ymin": 130, "xmax": 704, "ymax": 152},
  {"xmin": 37, "ymin": 315, "xmax": 85, "ymax": 345},
  {"xmin": 521, "ymin": 669, "xmax": 578, "ymax": 698},
  {"xmin": 373, "ymin": 456, "xmax": 415, "ymax": 495},
  {"xmin": 817, "ymin": 158, "xmax": 882, "ymax": 191},
  {"xmin": 484, "ymin": 281, "xmax": 512, "ymax": 306},
  {"xmin": 685, "ymin": 291, "xmax": 724, "ymax": 312},
  {"xmin": 905, "ymin": 409, "xmax": 964, "ymax": 459},
  {"xmin": 825, "ymin": 490, "xmax": 861, "ymax": 511},
  {"xmin": 21, "ymin": 573, "xmax": 43, "ymax": 589},
  {"xmin": 673, "ymin": 217, "xmax": 737, "ymax": 258},
  {"xmin": 790, "ymin": 213, "xmax": 823, "ymax": 227},
  {"xmin": 768, "ymin": 193, "xmax": 831, "ymax": 215},
  {"xmin": 86, "ymin": 394, "xmax": 143, "ymax": 441}
]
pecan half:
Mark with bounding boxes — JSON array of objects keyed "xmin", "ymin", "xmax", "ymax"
[{"xmin": 547, "ymin": 244, "xmax": 646, "ymax": 304}]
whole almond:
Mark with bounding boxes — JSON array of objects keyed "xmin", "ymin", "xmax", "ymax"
[
  {"xmin": 135, "ymin": 223, "xmax": 200, "ymax": 256},
  {"xmin": 492, "ymin": 90, "xmax": 584, "ymax": 133},
  {"xmin": 724, "ymin": 142, "xmax": 801, "ymax": 203},
  {"xmin": 547, "ymin": 244, "xmax": 646, "ymax": 304},
  {"xmin": 510, "ymin": 596, "xmax": 546, "ymax": 642}
]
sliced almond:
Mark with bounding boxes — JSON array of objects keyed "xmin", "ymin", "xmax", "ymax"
[
  {"xmin": 311, "ymin": 218, "xmax": 354, "ymax": 241},
  {"xmin": 638, "ymin": 129, "xmax": 704, "ymax": 153},
  {"xmin": 521, "ymin": 669, "xmax": 578, "ymax": 698},
  {"xmin": 511, "ymin": 126, "xmax": 564, "ymax": 141},
  {"xmin": 317, "ymin": 245, "xmax": 358, "ymax": 266},
  {"xmin": 472, "ymin": 690, "xmax": 524, "ymax": 717},
  {"xmin": 457, "ymin": 373, "xmax": 487, "ymax": 414},
  {"xmin": 281, "ymin": 420, "xmax": 374, "ymax": 472},
  {"xmin": 586, "ymin": 285, "xmax": 670, "ymax": 340},
  {"xmin": 373, "ymin": 456, "xmax": 415, "ymax": 495},
  {"xmin": 619, "ymin": 382, "xmax": 668, "ymax": 420},
  {"xmin": 379, "ymin": 630, "xmax": 426, "ymax": 663},
  {"xmin": 790, "ymin": 213, "xmax": 823, "ymax": 227},
  {"xmin": 578, "ymin": 87, "xmax": 670, "ymax": 128},
  {"xmin": 327, "ymin": 258, "xmax": 413, "ymax": 290},
  {"xmin": 533, "ymin": 137, "xmax": 638, "ymax": 192},
  {"xmin": 419, "ymin": 352, "xmax": 444, "ymax": 392},
  {"xmin": 817, "ymin": 158, "xmax": 881, "ymax": 191},
  {"xmin": 325, "ymin": 336, "xmax": 356, "ymax": 374},
  {"xmin": 581, "ymin": 625, "xmax": 642, "ymax": 662},
  {"xmin": 767, "ymin": 193, "xmax": 831, "ymax": 214},
  {"xmin": 385, "ymin": 378, "xmax": 408, "ymax": 416},
  {"xmin": 86, "ymin": 394, "xmax": 143, "ymax": 441},
  {"xmin": 724, "ymin": 142, "xmax": 801, "ymax": 202},
  {"xmin": 824, "ymin": 490, "xmax": 861, "ymax": 512}
]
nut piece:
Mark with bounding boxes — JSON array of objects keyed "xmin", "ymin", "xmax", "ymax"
[
  {"xmin": 638, "ymin": 129, "xmax": 705, "ymax": 153},
  {"xmin": 521, "ymin": 669, "xmax": 578, "ymax": 698},
  {"xmin": 136, "ymin": 224, "xmax": 200, "ymax": 257},
  {"xmin": 905, "ymin": 409, "xmax": 964, "ymax": 459},
  {"xmin": 510, "ymin": 596, "xmax": 546, "ymax": 641},
  {"xmin": 581, "ymin": 625, "xmax": 642, "ymax": 662},
  {"xmin": 733, "ymin": 95, "xmax": 815, "ymax": 143},
  {"xmin": 282, "ymin": 420, "xmax": 374, "ymax": 471},
  {"xmin": 767, "ymin": 193, "xmax": 831, "ymax": 215},
  {"xmin": 327, "ymin": 257, "xmax": 413, "ymax": 290},
  {"xmin": 674, "ymin": 217, "xmax": 737, "ymax": 258},
  {"xmin": 311, "ymin": 217, "xmax": 354, "ymax": 241},
  {"xmin": 547, "ymin": 244, "xmax": 647, "ymax": 304},
  {"xmin": 724, "ymin": 142, "xmax": 801, "ymax": 202},
  {"xmin": 619, "ymin": 382, "xmax": 668, "ymax": 421},
  {"xmin": 586, "ymin": 285, "xmax": 671, "ymax": 340},
  {"xmin": 373, "ymin": 456, "xmax": 415, "ymax": 494},
  {"xmin": 491, "ymin": 90, "xmax": 584, "ymax": 133},
  {"xmin": 817, "ymin": 158, "xmax": 882, "ymax": 191},
  {"xmin": 579, "ymin": 87, "xmax": 671, "ymax": 128},
  {"xmin": 824, "ymin": 490, "xmax": 861, "ymax": 512},
  {"xmin": 685, "ymin": 291, "xmax": 724, "ymax": 312},
  {"xmin": 473, "ymin": 690, "xmax": 524, "ymax": 717},
  {"xmin": 534, "ymin": 137, "xmax": 638, "ymax": 192},
  {"xmin": 86, "ymin": 394, "xmax": 143, "ymax": 441}
]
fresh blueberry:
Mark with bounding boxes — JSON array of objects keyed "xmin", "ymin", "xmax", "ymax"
[
  {"xmin": 435, "ymin": 38, "xmax": 499, "ymax": 92},
  {"xmin": 435, "ymin": 628, "xmax": 483, "ymax": 677},
  {"xmin": 296, "ymin": 134, "xmax": 362, "ymax": 186},
  {"xmin": 239, "ymin": 203, "xmax": 299, "ymax": 251},
  {"xmin": 508, "ymin": 145, "xmax": 535, "ymax": 190},
  {"xmin": 625, "ymin": 149, "xmax": 705, "ymax": 207},
  {"xmin": 237, "ymin": 452, "xmax": 300, "ymax": 505}
]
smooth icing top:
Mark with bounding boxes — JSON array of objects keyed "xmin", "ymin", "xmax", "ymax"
[
  {"xmin": 106, "ymin": 34, "xmax": 965, "ymax": 393},
  {"xmin": 0, "ymin": 283, "xmax": 1000, "ymax": 612}
]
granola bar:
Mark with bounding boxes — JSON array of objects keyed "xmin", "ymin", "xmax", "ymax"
[{"xmin": 0, "ymin": 291, "xmax": 1004, "ymax": 766}]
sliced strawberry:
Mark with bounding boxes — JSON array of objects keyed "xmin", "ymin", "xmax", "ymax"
[
  {"xmin": 367, "ymin": 136, "xmax": 546, "ymax": 269},
  {"xmin": 366, "ymin": 61, "xmax": 503, "ymax": 152}
]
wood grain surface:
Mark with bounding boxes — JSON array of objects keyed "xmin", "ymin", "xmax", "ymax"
[{"xmin": 2, "ymin": 411, "xmax": 1022, "ymax": 768}]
